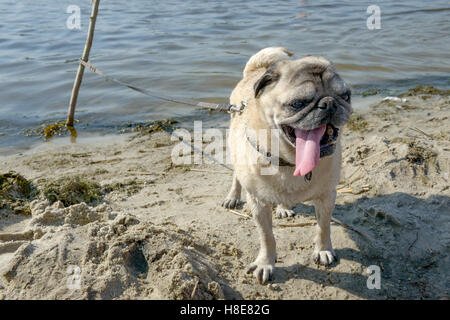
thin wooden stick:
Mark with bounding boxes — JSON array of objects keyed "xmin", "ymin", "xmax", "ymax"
[
  {"xmin": 337, "ymin": 187, "xmax": 353, "ymax": 194},
  {"xmin": 277, "ymin": 222, "xmax": 316, "ymax": 228},
  {"xmin": 190, "ymin": 168, "xmax": 231, "ymax": 174},
  {"xmin": 355, "ymin": 204, "xmax": 375, "ymax": 219},
  {"xmin": 67, "ymin": 0, "xmax": 101, "ymax": 126},
  {"xmin": 227, "ymin": 209, "xmax": 251, "ymax": 219},
  {"xmin": 190, "ymin": 280, "xmax": 199, "ymax": 299},
  {"xmin": 226, "ymin": 205, "xmax": 372, "ymax": 241},
  {"xmin": 363, "ymin": 148, "xmax": 390, "ymax": 162},
  {"xmin": 127, "ymin": 171, "xmax": 161, "ymax": 176},
  {"xmin": 405, "ymin": 231, "xmax": 419, "ymax": 263},
  {"xmin": 408, "ymin": 127, "xmax": 433, "ymax": 139},
  {"xmin": 331, "ymin": 217, "xmax": 374, "ymax": 242}
]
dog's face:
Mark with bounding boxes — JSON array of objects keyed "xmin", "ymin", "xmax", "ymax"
[
  {"xmin": 253, "ymin": 56, "xmax": 352, "ymax": 148},
  {"xmin": 254, "ymin": 56, "xmax": 353, "ymax": 129}
]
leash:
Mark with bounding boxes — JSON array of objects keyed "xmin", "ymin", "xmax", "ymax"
[
  {"xmin": 77, "ymin": 59, "xmax": 314, "ymax": 180},
  {"xmin": 169, "ymin": 129, "xmax": 233, "ymax": 172},
  {"xmin": 78, "ymin": 59, "xmax": 248, "ymax": 171},
  {"xmin": 79, "ymin": 59, "xmax": 240, "ymax": 113}
]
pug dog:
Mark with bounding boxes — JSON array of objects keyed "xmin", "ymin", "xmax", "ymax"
[{"xmin": 221, "ymin": 47, "xmax": 352, "ymax": 284}]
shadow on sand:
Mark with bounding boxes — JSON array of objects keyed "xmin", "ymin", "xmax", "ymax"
[{"xmin": 271, "ymin": 192, "xmax": 449, "ymax": 299}]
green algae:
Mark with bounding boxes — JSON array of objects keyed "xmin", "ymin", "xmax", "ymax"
[
  {"xmin": 103, "ymin": 180, "xmax": 143, "ymax": 196},
  {"xmin": 399, "ymin": 85, "xmax": 450, "ymax": 97},
  {"xmin": 132, "ymin": 119, "xmax": 178, "ymax": 136},
  {"xmin": 361, "ymin": 89, "xmax": 379, "ymax": 97},
  {"xmin": 42, "ymin": 176, "xmax": 101, "ymax": 207},
  {"xmin": 0, "ymin": 171, "xmax": 37, "ymax": 215},
  {"xmin": 43, "ymin": 122, "xmax": 78, "ymax": 141},
  {"xmin": 406, "ymin": 142, "xmax": 437, "ymax": 165},
  {"xmin": 346, "ymin": 113, "xmax": 368, "ymax": 132}
]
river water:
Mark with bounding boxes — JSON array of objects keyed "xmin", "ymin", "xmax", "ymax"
[{"xmin": 1, "ymin": 0, "xmax": 449, "ymax": 155}]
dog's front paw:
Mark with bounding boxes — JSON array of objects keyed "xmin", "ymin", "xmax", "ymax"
[
  {"xmin": 312, "ymin": 249, "xmax": 337, "ymax": 266},
  {"xmin": 221, "ymin": 197, "xmax": 241, "ymax": 209},
  {"xmin": 275, "ymin": 204, "xmax": 295, "ymax": 218},
  {"xmin": 247, "ymin": 257, "xmax": 275, "ymax": 284}
]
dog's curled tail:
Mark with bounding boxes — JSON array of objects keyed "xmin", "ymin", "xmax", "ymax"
[{"xmin": 243, "ymin": 47, "xmax": 293, "ymax": 77}]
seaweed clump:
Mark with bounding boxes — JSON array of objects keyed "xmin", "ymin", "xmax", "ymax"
[
  {"xmin": 346, "ymin": 113, "xmax": 368, "ymax": 132},
  {"xmin": 42, "ymin": 176, "xmax": 101, "ymax": 207},
  {"xmin": 406, "ymin": 142, "xmax": 437, "ymax": 165},
  {"xmin": 400, "ymin": 86, "xmax": 450, "ymax": 97},
  {"xmin": 361, "ymin": 89, "xmax": 378, "ymax": 97},
  {"xmin": 103, "ymin": 180, "xmax": 143, "ymax": 196},
  {"xmin": 43, "ymin": 122, "xmax": 77, "ymax": 141},
  {"xmin": 0, "ymin": 171, "xmax": 37, "ymax": 215},
  {"xmin": 132, "ymin": 119, "xmax": 178, "ymax": 136}
]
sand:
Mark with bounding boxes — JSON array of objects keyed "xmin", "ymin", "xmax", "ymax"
[{"xmin": 0, "ymin": 89, "xmax": 449, "ymax": 300}]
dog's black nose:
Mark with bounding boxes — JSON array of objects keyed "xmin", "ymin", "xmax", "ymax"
[{"xmin": 318, "ymin": 97, "xmax": 336, "ymax": 111}]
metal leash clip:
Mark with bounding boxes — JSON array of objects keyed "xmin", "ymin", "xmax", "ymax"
[{"xmin": 228, "ymin": 100, "xmax": 247, "ymax": 114}]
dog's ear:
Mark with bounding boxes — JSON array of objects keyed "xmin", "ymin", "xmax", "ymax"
[{"xmin": 254, "ymin": 68, "xmax": 280, "ymax": 98}]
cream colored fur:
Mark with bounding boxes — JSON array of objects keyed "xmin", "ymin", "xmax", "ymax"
[{"xmin": 223, "ymin": 47, "xmax": 348, "ymax": 284}]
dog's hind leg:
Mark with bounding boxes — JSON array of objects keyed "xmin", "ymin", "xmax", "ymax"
[
  {"xmin": 275, "ymin": 204, "xmax": 296, "ymax": 218},
  {"xmin": 312, "ymin": 191, "xmax": 337, "ymax": 266},
  {"xmin": 221, "ymin": 173, "xmax": 242, "ymax": 209},
  {"xmin": 246, "ymin": 195, "xmax": 276, "ymax": 284}
]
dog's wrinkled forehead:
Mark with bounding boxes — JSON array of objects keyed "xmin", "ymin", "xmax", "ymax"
[{"xmin": 276, "ymin": 57, "xmax": 347, "ymax": 95}]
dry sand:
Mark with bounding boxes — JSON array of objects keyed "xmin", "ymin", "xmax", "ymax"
[{"xmin": 0, "ymin": 89, "xmax": 449, "ymax": 300}]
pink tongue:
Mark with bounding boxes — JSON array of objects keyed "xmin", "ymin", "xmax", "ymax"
[{"xmin": 293, "ymin": 125, "xmax": 326, "ymax": 177}]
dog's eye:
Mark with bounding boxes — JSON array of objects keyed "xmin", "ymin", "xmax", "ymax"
[
  {"xmin": 342, "ymin": 93, "xmax": 351, "ymax": 102},
  {"xmin": 290, "ymin": 101, "xmax": 307, "ymax": 109},
  {"xmin": 293, "ymin": 101, "xmax": 305, "ymax": 109}
]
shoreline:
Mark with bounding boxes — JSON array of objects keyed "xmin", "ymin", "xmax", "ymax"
[
  {"xmin": 0, "ymin": 93, "xmax": 396, "ymax": 158},
  {"xmin": 0, "ymin": 87, "xmax": 449, "ymax": 300}
]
